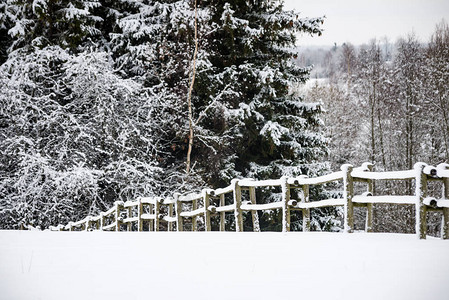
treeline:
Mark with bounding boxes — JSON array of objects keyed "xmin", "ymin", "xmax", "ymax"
[
  {"xmin": 302, "ymin": 21, "xmax": 449, "ymax": 234},
  {"xmin": 0, "ymin": 0, "xmax": 329, "ymax": 229},
  {"xmin": 303, "ymin": 21, "xmax": 449, "ymax": 174}
]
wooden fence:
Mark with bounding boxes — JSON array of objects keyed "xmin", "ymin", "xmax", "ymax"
[{"xmin": 35, "ymin": 162, "xmax": 449, "ymax": 239}]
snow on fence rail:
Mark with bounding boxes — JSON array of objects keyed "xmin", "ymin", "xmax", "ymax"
[{"xmin": 22, "ymin": 162, "xmax": 449, "ymax": 239}]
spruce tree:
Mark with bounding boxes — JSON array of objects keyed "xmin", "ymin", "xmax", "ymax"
[
  {"xmin": 0, "ymin": 0, "xmax": 15, "ymax": 63},
  {"xmin": 6, "ymin": 0, "xmax": 102, "ymax": 51},
  {"xmin": 186, "ymin": 1, "xmax": 328, "ymax": 231},
  {"xmin": 191, "ymin": 0, "xmax": 326, "ymax": 185}
]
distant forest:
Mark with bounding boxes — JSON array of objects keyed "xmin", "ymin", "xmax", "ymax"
[
  {"xmin": 294, "ymin": 20, "xmax": 449, "ymax": 234},
  {"xmin": 295, "ymin": 20, "xmax": 449, "ymax": 172}
]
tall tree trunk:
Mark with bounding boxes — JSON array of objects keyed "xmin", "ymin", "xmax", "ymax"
[
  {"xmin": 377, "ymin": 108, "xmax": 389, "ymax": 191},
  {"xmin": 377, "ymin": 109, "xmax": 387, "ymax": 166},
  {"xmin": 370, "ymin": 86, "xmax": 376, "ymax": 164},
  {"xmin": 186, "ymin": 0, "xmax": 198, "ymax": 174},
  {"xmin": 405, "ymin": 84, "xmax": 414, "ymax": 194},
  {"xmin": 438, "ymin": 93, "xmax": 449, "ymax": 161},
  {"xmin": 370, "ymin": 85, "xmax": 376, "ymax": 194}
]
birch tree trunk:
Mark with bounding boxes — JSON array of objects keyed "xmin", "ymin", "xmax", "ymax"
[{"xmin": 186, "ymin": 0, "xmax": 199, "ymax": 174}]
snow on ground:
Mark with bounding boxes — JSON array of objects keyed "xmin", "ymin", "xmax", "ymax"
[{"xmin": 1, "ymin": 231, "xmax": 448, "ymax": 300}]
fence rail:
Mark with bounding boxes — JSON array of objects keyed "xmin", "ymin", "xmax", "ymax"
[{"xmin": 23, "ymin": 162, "xmax": 449, "ymax": 239}]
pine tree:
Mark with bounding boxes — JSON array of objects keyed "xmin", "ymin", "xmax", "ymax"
[
  {"xmin": 7, "ymin": 0, "xmax": 102, "ymax": 51},
  {"xmin": 189, "ymin": 1, "xmax": 326, "ymax": 186},
  {"xmin": 0, "ymin": 0, "xmax": 15, "ymax": 63},
  {"xmin": 183, "ymin": 0, "xmax": 328, "ymax": 231}
]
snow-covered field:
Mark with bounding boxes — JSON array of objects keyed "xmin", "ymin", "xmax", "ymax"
[{"xmin": 1, "ymin": 231, "xmax": 448, "ymax": 300}]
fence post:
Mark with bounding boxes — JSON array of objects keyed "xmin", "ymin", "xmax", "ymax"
[
  {"xmin": 415, "ymin": 162, "xmax": 427, "ymax": 239},
  {"xmin": 127, "ymin": 206, "xmax": 132, "ymax": 231},
  {"xmin": 443, "ymin": 175, "xmax": 449, "ymax": 239},
  {"xmin": 299, "ymin": 175, "xmax": 310, "ymax": 232},
  {"xmin": 232, "ymin": 179, "xmax": 243, "ymax": 232},
  {"xmin": 85, "ymin": 217, "xmax": 91, "ymax": 232},
  {"xmin": 219, "ymin": 194, "xmax": 226, "ymax": 231},
  {"xmin": 192, "ymin": 198, "xmax": 197, "ymax": 231},
  {"xmin": 249, "ymin": 187, "xmax": 260, "ymax": 232},
  {"xmin": 175, "ymin": 193, "xmax": 183, "ymax": 232},
  {"xmin": 149, "ymin": 202, "xmax": 154, "ymax": 231},
  {"xmin": 281, "ymin": 176, "xmax": 291, "ymax": 232},
  {"xmin": 115, "ymin": 201, "xmax": 123, "ymax": 232},
  {"xmin": 155, "ymin": 198, "xmax": 161, "ymax": 232},
  {"xmin": 342, "ymin": 164, "xmax": 354, "ymax": 233},
  {"xmin": 168, "ymin": 202, "xmax": 174, "ymax": 232},
  {"xmin": 138, "ymin": 198, "xmax": 144, "ymax": 231},
  {"xmin": 100, "ymin": 212, "xmax": 104, "ymax": 231},
  {"xmin": 203, "ymin": 189, "xmax": 211, "ymax": 231},
  {"xmin": 366, "ymin": 163, "xmax": 374, "ymax": 233}
]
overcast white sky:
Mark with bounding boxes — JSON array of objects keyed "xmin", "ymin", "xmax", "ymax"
[{"xmin": 283, "ymin": 0, "xmax": 449, "ymax": 46}]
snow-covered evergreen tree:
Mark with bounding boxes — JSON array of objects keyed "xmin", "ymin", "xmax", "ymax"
[
  {"xmin": 0, "ymin": 0, "xmax": 15, "ymax": 63},
  {"xmin": 183, "ymin": 0, "xmax": 329, "ymax": 230},
  {"xmin": 6, "ymin": 0, "xmax": 102, "ymax": 50},
  {"xmin": 189, "ymin": 1, "xmax": 326, "ymax": 186}
]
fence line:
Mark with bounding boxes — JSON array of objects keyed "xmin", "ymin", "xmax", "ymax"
[{"xmin": 23, "ymin": 162, "xmax": 449, "ymax": 239}]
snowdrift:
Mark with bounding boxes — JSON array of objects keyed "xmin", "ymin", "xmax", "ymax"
[{"xmin": 1, "ymin": 231, "xmax": 448, "ymax": 300}]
